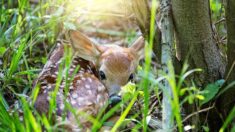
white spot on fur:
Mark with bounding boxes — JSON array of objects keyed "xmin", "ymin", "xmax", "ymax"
[
  {"xmin": 72, "ymin": 59, "xmax": 78, "ymax": 63},
  {"xmin": 49, "ymin": 64, "xmax": 55, "ymax": 68},
  {"xmin": 97, "ymin": 94, "xmax": 103, "ymax": 103},
  {"xmin": 77, "ymin": 97, "xmax": 84, "ymax": 102},
  {"xmin": 59, "ymin": 103, "xmax": 65, "ymax": 110},
  {"xmin": 76, "ymin": 80, "xmax": 81, "ymax": 84},
  {"xmin": 51, "ymin": 74, "xmax": 57, "ymax": 78},
  {"xmin": 85, "ymin": 84, "xmax": 91, "ymax": 89},
  {"xmin": 71, "ymin": 99, "xmax": 76, "ymax": 105},
  {"xmin": 84, "ymin": 100, "xmax": 93, "ymax": 105},
  {"xmin": 47, "ymin": 85, "xmax": 52, "ymax": 89},
  {"xmin": 98, "ymin": 85, "xmax": 105, "ymax": 92},
  {"xmin": 79, "ymin": 70, "xmax": 84, "ymax": 74},
  {"xmin": 52, "ymin": 65, "xmax": 57, "ymax": 68},
  {"xmin": 41, "ymin": 86, "xmax": 47, "ymax": 89},
  {"xmin": 87, "ymin": 77, "xmax": 92, "ymax": 83},
  {"xmin": 60, "ymin": 84, "xmax": 65, "ymax": 89},
  {"xmin": 69, "ymin": 68, "xmax": 74, "ymax": 72},
  {"xmin": 69, "ymin": 85, "xmax": 73, "ymax": 89},
  {"xmin": 87, "ymin": 90, "xmax": 92, "ymax": 95},
  {"xmin": 72, "ymin": 93, "xmax": 78, "ymax": 98}
]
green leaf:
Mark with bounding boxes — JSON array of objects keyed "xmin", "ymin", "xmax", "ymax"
[
  {"xmin": 121, "ymin": 82, "xmax": 136, "ymax": 94},
  {"xmin": 180, "ymin": 88, "xmax": 187, "ymax": 96},
  {"xmin": 196, "ymin": 95, "xmax": 205, "ymax": 100},
  {"xmin": 200, "ymin": 79, "xmax": 225, "ymax": 106},
  {"xmin": 0, "ymin": 47, "xmax": 6, "ymax": 56},
  {"xmin": 202, "ymin": 125, "xmax": 210, "ymax": 132}
]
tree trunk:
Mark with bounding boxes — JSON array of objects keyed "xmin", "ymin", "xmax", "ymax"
[
  {"xmin": 172, "ymin": 0, "xmax": 225, "ymax": 84},
  {"xmin": 159, "ymin": 0, "xmax": 175, "ymax": 131},
  {"xmin": 218, "ymin": 0, "xmax": 235, "ymax": 125},
  {"xmin": 172, "ymin": 0, "xmax": 226, "ymax": 130}
]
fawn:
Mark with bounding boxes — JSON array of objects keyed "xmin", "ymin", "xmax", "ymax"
[{"xmin": 34, "ymin": 30, "xmax": 145, "ymax": 130}]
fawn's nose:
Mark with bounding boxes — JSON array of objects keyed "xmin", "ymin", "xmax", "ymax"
[{"xmin": 109, "ymin": 94, "xmax": 122, "ymax": 106}]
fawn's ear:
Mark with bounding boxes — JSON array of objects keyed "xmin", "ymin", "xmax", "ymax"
[
  {"xmin": 69, "ymin": 30, "xmax": 102, "ymax": 63},
  {"xmin": 129, "ymin": 36, "xmax": 145, "ymax": 60}
]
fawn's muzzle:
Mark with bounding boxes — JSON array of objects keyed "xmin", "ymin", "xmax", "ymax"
[{"xmin": 109, "ymin": 94, "xmax": 122, "ymax": 106}]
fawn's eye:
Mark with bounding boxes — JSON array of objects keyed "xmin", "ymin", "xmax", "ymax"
[
  {"xmin": 128, "ymin": 73, "xmax": 134, "ymax": 81},
  {"xmin": 99, "ymin": 71, "xmax": 106, "ymax": 80}
]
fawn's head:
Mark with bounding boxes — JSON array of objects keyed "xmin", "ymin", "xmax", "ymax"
[{"xmin": 69, "ymin": 30, "xmax": 144, "ymax": 103}]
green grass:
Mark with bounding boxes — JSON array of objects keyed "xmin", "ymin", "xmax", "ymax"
[
  {"xmin": 220, "ymin": 106, "xmax": 235, "ymax": 132},
  {"xmin": 0, "ymin": 0, "xmax": 233, "ymax": 132}
]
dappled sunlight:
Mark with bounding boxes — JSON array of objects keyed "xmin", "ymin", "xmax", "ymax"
[{"xmin": 56, "ymin": 0, "xmax": 139, "ymax": 46}]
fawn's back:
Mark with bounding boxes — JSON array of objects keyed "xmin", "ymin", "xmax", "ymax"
[{"xmin": 34, "ymin": 30, "xmax": 144, "ymax": 130}]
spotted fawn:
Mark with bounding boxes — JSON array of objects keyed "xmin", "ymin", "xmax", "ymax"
[{"xmin": 34, "ymin": 30, "xmax": 145, "ymax": 130}]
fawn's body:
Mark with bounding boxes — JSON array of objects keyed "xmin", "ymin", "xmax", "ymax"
[{"xmin": 34, "ymin": 30, "xmax": 144, "ymax": 130}]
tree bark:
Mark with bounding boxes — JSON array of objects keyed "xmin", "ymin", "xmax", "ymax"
[
  {"xmin": 172, "ymin": 0, "xmax": 225, "ymax": 84},
  {"xmin": 172, "ymin": 0, "xmax": 226, "ymax": 130},
  {"xmin": 218, "ymin": 0, "xmax": 235, "ymax": 125}
]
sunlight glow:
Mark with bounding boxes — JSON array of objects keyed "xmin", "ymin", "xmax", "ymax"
[{"xmin": 70, "ymin": 0, "xmax": 130, "ymax": 20}]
